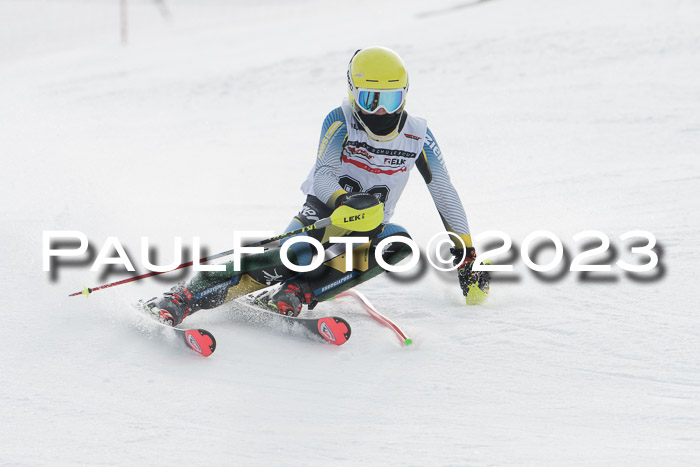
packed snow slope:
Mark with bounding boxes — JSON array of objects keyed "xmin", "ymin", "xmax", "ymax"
[{"xmin": 2, "ymin": 0, "xmax": 699, "ymax": 464}]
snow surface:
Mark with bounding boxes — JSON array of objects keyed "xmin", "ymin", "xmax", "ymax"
[{"xmin": 2, "ymin": 0, "xmax": 700, "ymax": 464}]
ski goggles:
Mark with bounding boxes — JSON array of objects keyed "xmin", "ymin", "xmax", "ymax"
[{"xmin": 353, "ymin": 88, "xmax": 406, "ymax": 114}]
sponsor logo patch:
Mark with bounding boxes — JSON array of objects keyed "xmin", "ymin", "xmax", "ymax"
[
  {"xmin": 318, "ymin": 273, "xmax": 356, "ymax": 294},
  {"xmin": 262, "ymin": 268, "xmax": 283, "ymax": 285},
  {"xmin": 342, "ymin": 154, "xmax": 407, "ymax": 175},
  {"xmin": 187, "ymin": 332, "xmax": 202, "ymax": 353},
  {"xmin": 343, "ymin": 213, "xmax": 365, "ymax": 223},
  {"xmin": 319, "ymin": 321, "xmax": 336, "ymax": 343},
  {"xmin": 425, "ymin": 133, "xmax": 442, "ymax": 158},
  {"xmin": 346, "ymin": 141, "xmax": 417, "ymax": 159},
  {"xmin": 299, "ymin": 206, "xmax": 319, "ymax": 222}
]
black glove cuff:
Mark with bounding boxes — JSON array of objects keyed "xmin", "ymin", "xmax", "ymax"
[
  {"xmin": 334, "ymin": 192, "xmax": 350, "ymax": 208},
  {"xmin": 450, "ymin": 247, "xmax": 476, "ymax": 266}
]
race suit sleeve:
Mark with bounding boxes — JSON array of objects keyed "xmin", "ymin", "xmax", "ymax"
[
  {"xmin": 416, "ymin": 127, "xmax": 473, "ymax": 248},
  {"xmin": 312, "ymin": 107, "xmax": 348, "ymax": 208}
]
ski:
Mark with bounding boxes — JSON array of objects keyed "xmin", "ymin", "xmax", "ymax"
[
  {"xmin": 133, "ymin": 303, "xmax": 216, "ymax": 357},
  {"xmin": 237, "ymin": 294, "xmax": 351, "ymax": 346}
]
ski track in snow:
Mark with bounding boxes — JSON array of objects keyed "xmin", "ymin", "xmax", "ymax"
[{"xmin": 1, "ymin": 0, "xmax": 700, "ymax": 464}]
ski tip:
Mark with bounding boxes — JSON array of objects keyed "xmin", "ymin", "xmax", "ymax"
[
  {"xmin": 184, "ymin": 329, "xmax": 217, "ymax": 357},
  {"xmin": 317, "ymin": 317, "xmax": 351, "ymax": 346},
  {"xmin": 404, "ymin": 338, "xmax": 413, "ymax": 346}
]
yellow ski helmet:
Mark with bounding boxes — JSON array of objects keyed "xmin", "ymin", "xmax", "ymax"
[{"xmin": 347, "ymin": 47, "xmax": 409, "ymax": 141}]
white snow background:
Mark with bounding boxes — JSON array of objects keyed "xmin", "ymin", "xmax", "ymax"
[{"xmin": 1, "ymin": 0, "xmax": 699, "ymax": 465}]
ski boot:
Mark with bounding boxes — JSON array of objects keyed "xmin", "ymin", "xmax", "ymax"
[
  {"xmin": 252, "ymin": 282, "xmax": 308, "ymax": 317},
  {"xmin": 141, "ymin": 282, "xmax": 195, "ymax": 326}
]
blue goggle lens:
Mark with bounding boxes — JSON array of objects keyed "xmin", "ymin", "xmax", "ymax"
[{"xmin": 357, "ymin": 90, "xmax": 404, "ymax": 113}]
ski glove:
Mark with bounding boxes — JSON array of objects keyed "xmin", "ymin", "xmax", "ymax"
[{"xmin": 451, "ymin": 247, "xmax": 490, "ymax": 305}]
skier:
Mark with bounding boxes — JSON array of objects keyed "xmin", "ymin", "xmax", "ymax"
[{"xmin": 143, "ymin": 46, "xmax": 490, "ymax": 326}]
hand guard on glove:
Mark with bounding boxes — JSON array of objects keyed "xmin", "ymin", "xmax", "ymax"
[
  {"xmin": 451, "ymin": 247, "xmax": 491, "ymax": 305},
  {"xmin": 333, "ymin": 192, "xmax": 385, "ymax": 234}
]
